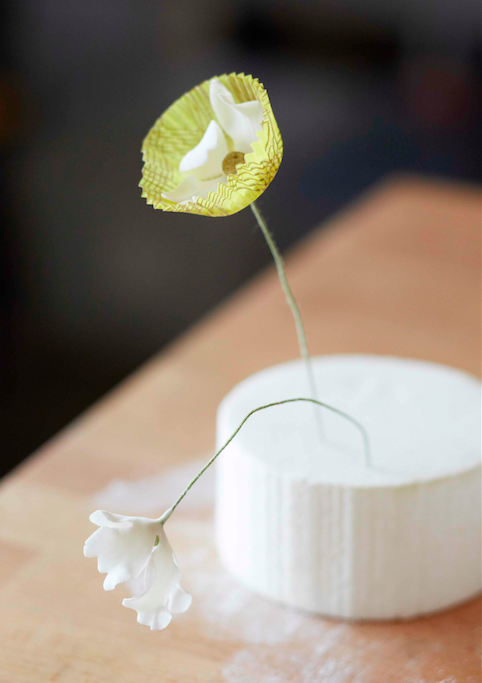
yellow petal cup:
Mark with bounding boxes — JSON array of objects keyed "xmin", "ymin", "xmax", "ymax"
[{"xmin": 140, "ymin": 73, "xmax": 283, "ymax": 217}]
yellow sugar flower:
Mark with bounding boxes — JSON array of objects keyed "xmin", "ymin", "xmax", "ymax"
[{"xmin": 140, "ymin": 73, "xmax": 283, "ymax": 217}]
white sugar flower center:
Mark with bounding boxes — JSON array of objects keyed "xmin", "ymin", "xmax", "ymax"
[{"xmin": 162, "ymin": 79, "xmax": 263, "ymax": 205}]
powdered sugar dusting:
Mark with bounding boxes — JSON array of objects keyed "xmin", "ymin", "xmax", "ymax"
[{"xmin": 222, "ymin": 647, "xmax": 359, "ymax": 683}]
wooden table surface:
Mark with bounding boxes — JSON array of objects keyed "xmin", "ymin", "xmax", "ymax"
[{"xmin": 1, "ymin": 176, "xmax": 480, "ymax": 683}]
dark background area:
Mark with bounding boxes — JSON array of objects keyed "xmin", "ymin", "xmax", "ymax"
[{"xmin": 1, "ymin": 0, "xmax": 481, "ymax": 477}]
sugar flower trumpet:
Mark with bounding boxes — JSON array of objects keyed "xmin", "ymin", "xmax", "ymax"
[{"xmin": 140, "ymin": 73, "xmax": 282, "ymax": 216}]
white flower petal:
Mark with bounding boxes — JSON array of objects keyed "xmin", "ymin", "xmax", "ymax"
[
  {"xmin": 162, "ymin": 174, "xmax": 226, "ymax": 204},
  {"xmin": 84, "ymin": 512, "xmax": 159, "ymax": 591},
  {"xmin": 179, "ymin": 119, "xmax": 228, "ymax": 181},
  {"xmin": 209, "ymin": 78, "xmax": 263, "ymax": 154},
  {"xmin": 209, "ymin": 78, "xmax": 235, "ymax": 112},
  {"xmin": 162, "ymin": 175, "xmax": 200, "ymax": 203},
  {"xmin": 89, "ymin": 510, "xmax": 130, "ymax": 527},
  {"xmin": 122, "ymin": 527, "xmax": 191, "ymax": 630},
  {"xmin": 191, "ymin": 175, "xmax": 227, "ymax": 201},
  {"xmin": 168, "ymin": 583, "xmax": 192, "ymax": 614}
]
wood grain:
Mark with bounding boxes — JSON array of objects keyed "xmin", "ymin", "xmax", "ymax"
[{"xmin": 1, "ymin": 175, "xmax": 480, "ymax": 682}]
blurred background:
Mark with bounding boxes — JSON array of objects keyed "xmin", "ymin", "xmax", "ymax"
[{"xmin": 1, "ymin": 0, "xmax": 481, "ymax": 476}]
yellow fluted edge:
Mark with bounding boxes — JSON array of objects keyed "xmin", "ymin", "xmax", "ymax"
[{"xmin": 140, "ymin": 73, "xmax": 283, "ymax": 217}]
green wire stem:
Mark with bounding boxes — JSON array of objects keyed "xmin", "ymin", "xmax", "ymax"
[{"xmin": 250, "ymin": 201, "xmax": 322, "ymax": 434}]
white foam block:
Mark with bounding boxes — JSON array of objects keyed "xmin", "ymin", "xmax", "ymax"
[{"xmin": 215, "ymin": 355, "xmax": 481, "ymax": 619}]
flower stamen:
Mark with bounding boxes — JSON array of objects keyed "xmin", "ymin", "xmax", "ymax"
[{"xmin": 222, "ymin": 151, "xmax": 245, "ymax": 176}]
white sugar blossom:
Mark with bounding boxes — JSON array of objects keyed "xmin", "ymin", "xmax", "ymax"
[
  {"xmin": 162, "ymin": 78, "xmax": 264, "ymax": 205},
  {"xmin": 122, "ymin": 531, "xmax": 191, "ymax": 629},
  {"xmin": 84, "ymin": 510, "xmax": 191, "ymax": 630}
]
